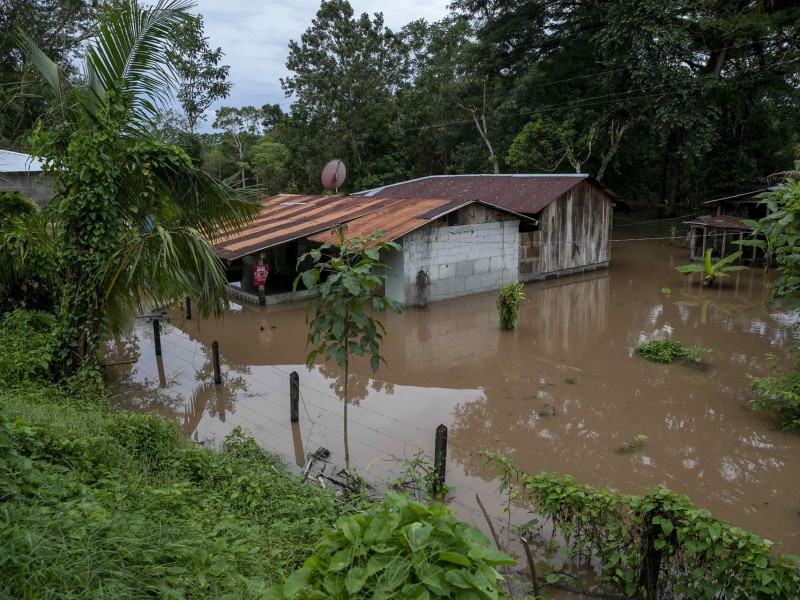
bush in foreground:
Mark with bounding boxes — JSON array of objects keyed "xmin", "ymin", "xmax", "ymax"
[{"xmin": 267, "ymin": 493, "xmax": 515, "ymax": 599}]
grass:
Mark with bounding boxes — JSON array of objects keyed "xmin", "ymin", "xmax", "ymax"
[
  {"xmin": 0, "ymin": 382, "xmax": 339, "ymax": 599},
  {"xmin": 635, "ymin": 339, "xmax": 711, "ymax": 365}
]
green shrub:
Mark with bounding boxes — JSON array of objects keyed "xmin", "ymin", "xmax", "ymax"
[
  {"xmin": 0, "ymin": 309, "xmax": 54, "ymax": 384},
  {"xmin": 267, "ymin": 493, "xmax": 515, "ymax": 599},
  {"xmin": 636, "ymin": 339, "xmax": 710, "ymax": 364},
  {"xmin": 749, "ymin": 353, "xmax": 800, "ymax": 430},
  {"xmin": 0, "ymin": 385, "xmax": 338, "ymax": 599},
  {"xmin": 497, "ymin": 282, "xmax": 525, "ymax": 331},
  {"xmin": 483, "ymin": 452, "xmax": 800, "ymax": 599}
]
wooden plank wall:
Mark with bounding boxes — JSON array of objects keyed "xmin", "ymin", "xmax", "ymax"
[{"xmin": 535, "ymin": 181, "xmax": 613, "ymax": 275}]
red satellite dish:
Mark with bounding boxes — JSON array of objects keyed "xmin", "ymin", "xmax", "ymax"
[{"xmin": 321, "ymin": 159, "xmax": 347, "ymax": 192}]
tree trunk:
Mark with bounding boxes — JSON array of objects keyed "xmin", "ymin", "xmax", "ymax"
[{"xmin": 660, "ymin": 130, "xmax": 682, "ymax": 209}]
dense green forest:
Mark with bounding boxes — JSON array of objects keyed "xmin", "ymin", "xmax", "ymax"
[{"xmin": 2, "ymin": 0, "xmax": 799, "ymax": 206}]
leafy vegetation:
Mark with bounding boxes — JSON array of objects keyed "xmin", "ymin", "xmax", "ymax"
[
  {"xmin": 740, "ymin": 162, "xmax": 800, "ymax": 429},
  {"xmin": 675, "ymin": 249, "xmax": 748, "ymax": 286},
  {"xmin": 743, "ymin": 160, "xmax": 800, "ymax": 304},
  {"xmin": 496, "ymin": 282, "xmax": 525, "ymax": 331},
  {"xmin": 391, "ymin": 450, "xmax": 450, "ymax": 501},
  {"xmin": 635, "ymin": 339, "xmax": 711, "ymax": 364},
  {"xmin": 749, "ymin": 354, "xmax": 800, "ymax": 431},
  {"xmin": 266, "ymin": 493, "xmax": 515, "ymax": 600},
  {"xmin": 14, "ymin": 0, "xmax": 259, "ymax": 379},
  {"xmin": 483, "ymin": 452, "xmax": 800, "ymax": 599},
  {"xmin": 295, "ymin": 228, "xmax": 401, "ymax": 467},
  {"xmin": 0, "ymin": 385, "xmax": 338, "ymax": 599}
]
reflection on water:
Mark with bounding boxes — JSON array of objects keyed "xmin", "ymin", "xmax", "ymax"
[{"xmin": 105, "ymin": 237, "xmax": 800, "ymax": 558}]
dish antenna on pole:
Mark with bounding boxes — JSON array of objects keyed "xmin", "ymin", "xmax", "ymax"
[{"xmin": 321, "ymin": 159, "xmax": 347, "ymax": 193}]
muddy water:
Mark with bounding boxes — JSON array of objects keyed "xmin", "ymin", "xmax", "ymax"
[{"xmin": 106, "ymin": 230, "xmax": 800, "ymax": 568}]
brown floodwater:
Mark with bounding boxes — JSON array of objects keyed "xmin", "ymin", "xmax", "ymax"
[{"xmin": 105, "ymin": 224, "xmax": 800, "ymax": 581}]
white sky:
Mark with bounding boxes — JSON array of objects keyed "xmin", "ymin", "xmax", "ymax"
[{"xmin": 192, "ymin": 0, "xmax": 452, "ymax": 130}]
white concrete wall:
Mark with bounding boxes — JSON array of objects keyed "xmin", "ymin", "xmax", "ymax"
[{"xmin": 385, "ymin": 209, "xmax": 520, "ymax": 306}]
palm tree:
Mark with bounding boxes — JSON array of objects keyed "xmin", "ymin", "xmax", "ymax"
[{"xmin": 18, "ymin": 0, "xmax": 259, "ymax": 378}]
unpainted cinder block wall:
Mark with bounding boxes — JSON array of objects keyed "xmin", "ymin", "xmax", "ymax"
[{"xmin": 384, "ymin": 205, "xmax": 520, "ymax": 306}]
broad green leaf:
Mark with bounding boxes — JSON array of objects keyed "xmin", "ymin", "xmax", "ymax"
[
  {"xmin": 437, "ymin": 551, "xmax": 472, "ymax": 568},
  {"xmin": 328, "ymin": 549, "xmax": 352, "ymax": 572}
]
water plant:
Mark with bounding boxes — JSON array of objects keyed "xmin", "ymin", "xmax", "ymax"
[
  {"xmin": 636, "ymin": 339, "xmax": 710, "ymax": 364},
  {"xmin": 616, "ymin": 433, "xmax": 649, "ymax": 453},
  {"xmin": 496, "ymin": 282, "xmax": 525, "ymax": 331},
  {"xmin": 266, "ymin": 493, "xmax": 515, "ymax": 599},
  {"xmin": 675, "ymin": 248, "xmax": 747, "ymax": 286}
]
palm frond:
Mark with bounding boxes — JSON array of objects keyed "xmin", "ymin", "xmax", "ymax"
[
  {"xmin": 85, "ymin": 0, "xmax": 194, "ymax": 118},
  {"xmin": 101, "ymin": 226, "xmax": 230, "ymax": 336},
  {"xmin": 14, "ymin": 30, "xmax": 72, "ymax": 122}
]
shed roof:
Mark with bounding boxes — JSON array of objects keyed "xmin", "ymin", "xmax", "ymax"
[
  {"xmin": 0, "ymin": 149, "xmax": 45, "ymax": 173},
  {"xmin": 308, "ymin": 198, "xmax": 531, "ymax": 245},
  {"xmin": 213, "ymin": 194, "xmax": 397, "ymax": 260},
  {"xmin": 352, "ymin": 174, "xmax": 617, "ymax": 214},
  {"xmin": 214, "ymin": 194, "xmax": 533, "ymax": 260},
  {"xmin": 685, "ymin": 215, "xmax": 752, "ymax": 231}
]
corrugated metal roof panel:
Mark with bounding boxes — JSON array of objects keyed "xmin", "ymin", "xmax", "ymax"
[
  {"xmin": 213, "ymin": 194, "xmax": 399, "ymax": 260},
  {"xmin": 0, "ymin": 149, "xmax": 44, "ymax": 173},
  {"xmin": 353, "ymin": 174, "xmax": 616, "ymax": 213},
  {"xmin": 685, "ymin": 215, "xmax": 752, "ymax": 230},
  {"xmin": 308, "ymin": 198, "xmax": 452, "ymax": 245}
]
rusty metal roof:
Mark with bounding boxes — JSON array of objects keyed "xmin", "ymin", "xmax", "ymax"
[
  {"xmin": 353, "ymin": 174, "xmax": 617, "ymax": 213},
  {"xmin": 215, "ymin": 194, "xmax": 534, "ymax": 259},
  {"xmin": 685, "ymin": 215, "xmax": 753, "ymax": 231},
  {"xmin": 309, "ymin": 198, "xmax": 534, "ymax": 245},
  {"xmin": 308, "ymin": 198, "xmax": 452, "ymax": 245},
  {"xmin": 213, "ymin": 194, "xmax": 398, "ymax": 260}
]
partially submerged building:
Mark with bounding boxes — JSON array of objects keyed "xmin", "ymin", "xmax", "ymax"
[
  {"xmin": 353, "ymin": 174, "xmax": 619, "ymax": 282},
  {"xmin": 685, "ymin": 189, "xmax": 768, "ymax": 263},
  {"xmin": 214, "ymin": 174, "xmax": 621, "ymax": 306},
  {"xmin": 0, "ymin": 149, "xmax": 52, "ymax": 206},
  {"xmin": 213, "ymin": 193, "xmax": 530, "ymax": 306}
]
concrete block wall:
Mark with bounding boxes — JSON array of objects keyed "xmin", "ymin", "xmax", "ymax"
[
  {"xmin": 1, "ymin": 173, "xmax": 54, "ymax": 206},
  {"xmin": 385, "ymin": 207, "xmax": 520, "ymax": 306}
]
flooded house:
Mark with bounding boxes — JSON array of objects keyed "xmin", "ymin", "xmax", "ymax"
[
  {"xmin": 214, "ymin": 174, "xmax": 619, "ymax": 307},
  {"xmin": 0, "ymin": 149, "xmax": 52, "ymax": 206},
  {"xmin": 213, "ymin": 193, "xmax": 530, "ymax": 306},
  {"xmin": 352, "ymin": 174, "xmax": 618, "ymax": 282},
  {"xmin": 684, "ymin": 189, "xmax": 768, "ymax": 263}
]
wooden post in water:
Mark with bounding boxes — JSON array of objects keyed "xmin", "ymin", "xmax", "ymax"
[
  {"xmin": 212, "ymin": 341, "xmax": 221, "ymax": 385},
  {"xmin": 153, "ymin": 319, "xmax": 162, "ymax": 356},
  {"xmin": 185, "ymin": 297, "xmax": 192, "ymax": 320},
  {"xmin": 433, "ymin": 424, "xmax": 448, "ymax": 495},
  {"xmin": 290, "ymin": 371, "xmax": 300, "ymax": 423}
]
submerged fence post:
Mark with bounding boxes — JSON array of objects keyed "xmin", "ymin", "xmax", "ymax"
[
  {"xmin": 433, "ymin": 424, "xmax": 448, "ymax": 495},
  {"xmin": 153, "ymin": 319, "xmax": 162, "ymax": 356},
  {"xmin": 212, "ymin": 340, "xmax": 221, "ymax": 385},
  {"xmin": 185, "ymin": 297, "xmax": 192, "ymax": 320},
  {"xmin": 290, "ymin": 371, "xmax": 300, "ymax": 423}
]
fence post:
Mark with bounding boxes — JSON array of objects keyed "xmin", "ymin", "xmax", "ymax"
[
  {"xmin": 212, "ymin": 340, "xmax": 221, "ymax": 385},
  {"xmin": 290, "ymin": 371, "xmax": 300, "ymax": 423},
  {"xmin": 153, "ymin": 319, "xmax": 162, "ymax": 356},
  {"xmin": 185, "ymin": 297, "xmax": 192, "ymax": 320},
  {"xmin": 433, "ymin": 424, "xmax": 448, "ymax": 495}
]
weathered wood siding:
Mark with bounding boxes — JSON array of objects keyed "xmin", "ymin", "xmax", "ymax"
[{"xmin": 532, "ymin": 181, "xmax": 613, "ymax": 276}]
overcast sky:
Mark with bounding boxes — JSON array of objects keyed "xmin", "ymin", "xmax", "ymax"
[{"xmin": 192, "ymin": 0, "xmax": 452, "ymax": 131}]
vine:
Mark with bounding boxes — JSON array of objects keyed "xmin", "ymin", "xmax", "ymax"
[{"xmin": 482, "ymin": 452, "xmax": 800, "ymax": 599}]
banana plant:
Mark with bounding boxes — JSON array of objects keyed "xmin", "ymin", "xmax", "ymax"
[{"xmin": 676, "ymin": 249, "xmax": 747, "ymax": 286}]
